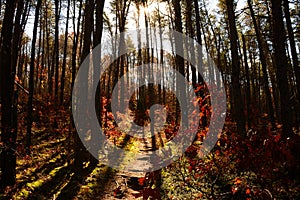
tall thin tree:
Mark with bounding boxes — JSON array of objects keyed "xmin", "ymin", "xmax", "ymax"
[
  {"xmin": 225, "ymin": 0, "xmax": 246, "ymax": 135},
  {"xmin": 247, "ymin": 0, "xmax": 275, "ymax": 129},
  {"xmin": 271, "ymin": 0, "xmax": 293, "ymax": 136},
  {"xmin": 26, "ymin": 0, "xmax": 42, "ymax": 155},
  {"xmin": 60, "ymin": 0, "xmax": 71, "ymax": 104},
  {"xmin": 0, "ymin": 0, "xmax": 17, "ymax": 188}
]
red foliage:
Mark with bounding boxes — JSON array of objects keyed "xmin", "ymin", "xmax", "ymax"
[{"xmin": 138, "ymin": 177, "xmax": 146, "ymax": 186}]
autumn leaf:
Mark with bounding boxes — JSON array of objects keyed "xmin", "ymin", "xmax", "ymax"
[
  {"xmin": 234, "ymin": 177, "xmax": 242, "ymax": 185},
  {"xmin": 138, "ymin": 177, "xmax": 145, "ymax": 186},
  {"xmin": 274, "ymin": 133, "xmax": 281, "ymax": 143},
  {"xmin": 113, "ymin": 186, "xmax": 124, "ymax": 198},
  {"xmin": 246, "ymin": 188, "xmax": 251, "ymax": 195}
]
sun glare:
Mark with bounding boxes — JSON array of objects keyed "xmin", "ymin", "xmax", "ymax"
[{"xmin": 141, "ymin": 2, "xmax": 160, "ymax": 15}]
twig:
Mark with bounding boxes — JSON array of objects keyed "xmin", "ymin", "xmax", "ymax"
[{"xmin": 14, "ymin": 80, "xmax": 47, "ymax": 105}]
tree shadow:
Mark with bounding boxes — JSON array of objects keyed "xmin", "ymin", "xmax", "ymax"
[
  {"xmin": 26, "ymin": 165, "xmax": 70, "ymax": 199},
  {"xmin": 54, "ymin": 163, "xmax": 98, "ymax": 200}
]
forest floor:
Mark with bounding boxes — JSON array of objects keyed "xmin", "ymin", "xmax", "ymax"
[
  {"xmin": 1, "ymin": 100, "xmax": 300, "ymax": 199},
  {"xmin": 0, "ymin": 100, "xmax": 151, "ymax": 200},
  {"xmin": 2, "ymin": 125, "xmax": 147, "ymax": 200}
]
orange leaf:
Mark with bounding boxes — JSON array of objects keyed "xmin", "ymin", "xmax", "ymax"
[
  {"xmin": 234, "ymin": 178, "xmax": 242, "ymax": 185},
  {"xmin": 246, "ymin": 188, "xmax": 251, "ymax": 194}
]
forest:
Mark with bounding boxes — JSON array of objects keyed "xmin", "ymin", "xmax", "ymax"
[{"xmin": 0, "ymin": 0, "xmax": 300, "ymax": 199}]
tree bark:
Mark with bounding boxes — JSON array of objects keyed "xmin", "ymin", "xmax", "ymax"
[
  {"xmin": 53, "ymin": 0, "xmax": 60, "ymax": 100},
  {"xmin": 74, "ymin": 0, "xmax": 95, "ymax": 169},
  {"xmin": 194, "ymin": 0, "xmax": 204, "ymax": 85},
  {"xmin": 94, "ymin": 0, "xmax": 105, "ymax": 48},
  {"xmin": 0, "ymin": 0, "xmax": 17, "ymax": 188},
  {"xmin": 225, "ymin": 0, "xmax": 246, "ymax": 135},
  {"xmin": 60, "ymin": 0, "xmax": 71, "ymax": 104},
  {"xmin": 26, "ymin": 0, "xmax": 42, "ymax": 155},
  {"xmin": 247, "ymin": 0, "xmax": 276, "ymax": 129},
  {"xmin": 71, "ymin": 0, "xmax": 82, "ymax": 89},
  {"xmin": 271, "ymin": 0, "xmax": 293, "ymax": 136},
  {"xmin": 94, "ymin": 0, "xmax": 105, "ymax": 118},
  {"xmin": 172, "ymin": 0, "xmax": 188, "ymax": 125},
  {"xmin": 283, "ymin": 0, "xmax": 300, "ymax": 102}
]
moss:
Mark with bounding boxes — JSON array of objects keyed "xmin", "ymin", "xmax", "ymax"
[
  {"xmin": 17, "ymin": 188, "xmax": 30, "ymax": 199},
  {"xmin": 26, "ymin": 179, "xmax": 44, "ymax": 190},
  {"xmin": 49, "ymin": 165, "xmax": 66, "ymax": 177},
  {"xmin": 16, "ymin": 163, "xmax": 67, "ymax": 198}
]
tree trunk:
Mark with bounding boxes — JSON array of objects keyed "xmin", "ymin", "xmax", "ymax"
[
  {"xmin": 271, "ymin": 0, "xmax": 293, "ymax": 136},
  {"xmin": 283, "ymin": 0, "xmax": 300, "ymax": 128},
  {"xmin": 46, "ymin": 2, "xmax": 52, "ymax": 95},
  {"xmin": 172, "ymin": 0, "xmax": 188, "ymax": 125},
  {"xmin": 74, "ymin": 0, "xmax": 95, "ymax": 169},
  {"xmin": 94, "ymin": 0, "xmax": 105, "ymax": 118},
  {"xmin": 194, "ymin": 0, "xmax": 204, "ymax": 85},
  {"xmin": 71, "ymin": 0, "xmax": 82, "ymax": 89},
  {"xmin": 35, "ymin": 20, "xmax": 42, "ymax": 93},
  {"xmin": 185, "ymin": 0, "xmax": 196, "ymax": 86},
  {"xmin": 60, "ymin": 0, "xmax": 71, "ymax": 104},
  {"xmin": 247, "ymin": 0, "xmax": 276, "ymax": 129},
  {"xmin": 53, "ymin": 0, "xmax": 60, "ymax": 100},
  {"xmin": 94, "ymin": 0, "xmax": 105, "ymax": 48},
  {"xmin": 242, "ymin": 34, "xmax": 252, "ymax": 130},
  {"xmin": 225, "ymin": 0, "xmax": 246, "ymax": 135},
  {"xmin": 12, "ymin": 0, "xmax": 25, "ymax": 84},
  {"xmin": 26, "ymin": 0, "xmax": 42, "ymax": 155},
  {"xmin": 283, "ymin": 0, "xmax": 300, "ymax": 101},
  {"xmin": 0, "ymin": 0, "xmax": 17, "ymax": 188}
]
